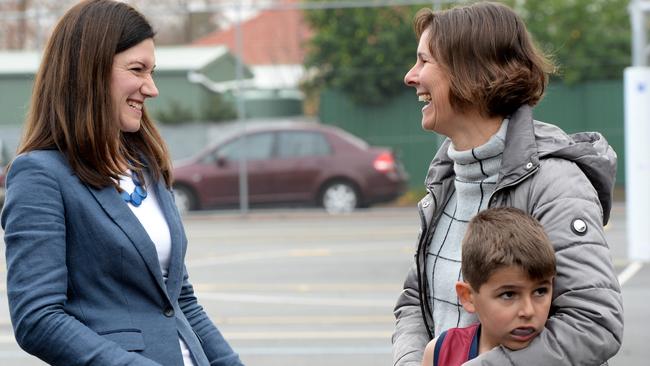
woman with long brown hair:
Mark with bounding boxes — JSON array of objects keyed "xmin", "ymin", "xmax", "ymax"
[{"xmin": 1, "ymin": 1, "xmax": 243, "ymax": 365}]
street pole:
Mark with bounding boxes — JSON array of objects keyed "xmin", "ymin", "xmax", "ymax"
[
  {"xmin": 630, "ymin": 0, "xmax": 648, "ymax": 66},
  {"xmin": 234, "ymin": 2, "xmax": 249, "ymax": 215}
]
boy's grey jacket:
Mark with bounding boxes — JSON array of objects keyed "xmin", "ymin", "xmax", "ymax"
[{"xmin": 392, "ymin": 105, "xmax": 623, "ymax": 366}]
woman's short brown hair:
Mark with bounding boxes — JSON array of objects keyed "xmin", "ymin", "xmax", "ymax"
[
  {"xmin": 413, "ymin": 2, "xmax": 555, "ymax": 118},
  {"xmin": 461, "ymin": 207, "xmax": 556, "ymax": 292}
]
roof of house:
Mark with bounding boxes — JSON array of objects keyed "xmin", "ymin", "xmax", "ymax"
[
  {"xmin": 0, "ymin": 50, "xmax": 41, "ymax": 74},
  {"xmin": 191, "ymin": 0, "xmax": 312, "ymax": 65},
  {"xmin": 0, "ymin": 46, "xmax": 231, "ymax": 75},
  {"xmin": 154, "ymin": 46, "xmax": 230, "ymax": 71}
]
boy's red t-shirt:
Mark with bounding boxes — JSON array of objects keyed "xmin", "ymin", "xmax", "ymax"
[{"xmin": 433, "ymin": 323, "xmax": 480, "ymax": 366}]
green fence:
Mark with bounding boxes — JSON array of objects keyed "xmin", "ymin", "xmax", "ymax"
[{"xmin": 319, "ymin": 80, "xmax": 625, "ymax": 188}]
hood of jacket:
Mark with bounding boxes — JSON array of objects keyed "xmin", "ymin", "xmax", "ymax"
[{"xmin": 424, "ymin": 105, "xmax": 617, "ymax": 224}]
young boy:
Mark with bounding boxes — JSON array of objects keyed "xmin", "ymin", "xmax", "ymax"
[{"xmin": 421, "ymin": 207, "xmax": 556, "ymax": 366}]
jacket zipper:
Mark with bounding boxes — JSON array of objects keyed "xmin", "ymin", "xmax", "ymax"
[
  {"xmin": 416, "ymin": 186, "xmax": 440, "ymax": 339},
  {"xmin": 487, "ymin": 165, "xmax": 539, "ymax": 207},
  {"xmin": 418, "ymin": 165, "xmax": 539, "ymax": 338}
]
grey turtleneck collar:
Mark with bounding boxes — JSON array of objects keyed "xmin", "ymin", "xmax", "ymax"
[{"xmin": 448, "ymin": 119, "xmax": 509, "ymax": 182}]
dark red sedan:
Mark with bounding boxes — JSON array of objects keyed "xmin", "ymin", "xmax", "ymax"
[{"xmin": 172, "ymin": 121, "xmax": 408, "ymax": 213}]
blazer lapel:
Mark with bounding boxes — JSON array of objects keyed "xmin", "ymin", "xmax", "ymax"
[
  {"xmin": 87, "ymin": 184, "xmax": 170, "ymax": 301},
  {"xmin": 153, "ymin": 180, "xmax": 184, "ymax": 301}
]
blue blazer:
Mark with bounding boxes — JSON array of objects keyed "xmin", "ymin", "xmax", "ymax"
[{"xmin": 1, "ymin": 150, "xmax": 243, "ymax": 366}]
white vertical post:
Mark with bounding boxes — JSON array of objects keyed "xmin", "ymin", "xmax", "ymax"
[{"xmin": 624, "ymin": 67, "xmax": 650, "ymax": 261}]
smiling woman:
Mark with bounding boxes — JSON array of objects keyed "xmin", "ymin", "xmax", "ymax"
[
  {"xmin": 393, "ymin": 2, "xmax": 622, "ymax": 366},
  {"xmin": 0, "ymin": 1, "xmax": 242, "ymax": 366},
  {"xmin": 110, "ymin": 39, "xmax": 159, "ymax": 133}
]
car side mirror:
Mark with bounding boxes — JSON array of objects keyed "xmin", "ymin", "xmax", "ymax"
[{"xmin": 215, "ymin": 156, "xmax": 228, "ymax": 167}]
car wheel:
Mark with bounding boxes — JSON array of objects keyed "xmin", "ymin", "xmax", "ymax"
[
  {"xmin": 321, "ymin": 181, "xmax": 359, "ymax": 214},
  {"xmin": 173, "ymin": 185, "xmax": 196, "ymax": 214}
]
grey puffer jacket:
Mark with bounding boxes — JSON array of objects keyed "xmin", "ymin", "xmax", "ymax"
[{"xmin": 392, "ymin": 105, "xmax": 623, "ymax": 366}]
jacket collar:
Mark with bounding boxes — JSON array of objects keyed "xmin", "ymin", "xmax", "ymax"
[
  {"xmin": 87, "ymin": 178, "xmax": 183, "ymax": 302},
  {"xmin": 498, "ymin": 105, "xmax": 540, "ymax": 188},
  {"xmin": 424, "ymin": 105, "xmax": 539, "ymax": 190},
  {"xmin": 422, "ymin": 104, "xmax": 616, "ymax": 224}
]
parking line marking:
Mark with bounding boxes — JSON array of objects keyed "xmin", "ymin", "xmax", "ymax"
[
  {"xmin": 225, "ymin": 330, "xmax": 392, "ymax": 340},
  {"xmin": 0, "ymin": 335, "xmax": 17, "ymax": 344},
  {"xmin": 618, "ymin": 261, "xmax": 643, "ymax": 286},
  {"xmin": 186, "ymin": 243, "xmax": 407, "ymax": 267},
  {"xmin": 213, "ymin": 315, "xmax": 394, "ymax": 325},
  {"xmin": 194, "ymin": 282, "xmax": 400, "ymax": 292},
  {"xmin": 235, "ymin": 346, "xmax": 390, "ymax": 355},
  {"xmin": 198, "ymin": 292, "xmax": 394, "ymax": 307}
]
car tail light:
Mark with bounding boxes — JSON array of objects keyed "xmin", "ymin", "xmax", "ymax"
[{"xmin": 373, "ymin": 152, "xmax": 396, "ymax": 173}]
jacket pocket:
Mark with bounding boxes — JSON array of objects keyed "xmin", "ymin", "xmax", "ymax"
[{"xmin": 98, "ymin": 329, "xmax": 145, "ymax": 351}]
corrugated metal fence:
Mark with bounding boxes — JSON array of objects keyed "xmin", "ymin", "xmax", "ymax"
[{"xmin": 319, "ymin": 80, "xmax": 625, "ymax": 188}]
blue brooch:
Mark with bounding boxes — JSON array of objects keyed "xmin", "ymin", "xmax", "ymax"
[{"xmin": 121, "ymin": 171, "xmax": 148, "ymax": 207}]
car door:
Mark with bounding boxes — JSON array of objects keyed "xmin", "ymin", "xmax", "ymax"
[
  {"xmin": 201, "ymin": 131, "xmax": 276, "ymax": 206},
  {"xmin": 272, "ymin": 130, "xmax": 332, "ymax": 201}
]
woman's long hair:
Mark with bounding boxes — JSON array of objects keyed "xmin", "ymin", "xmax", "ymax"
[{"xmin": 18, "ymin": 0, "xmax": 171, "ymax": 189}]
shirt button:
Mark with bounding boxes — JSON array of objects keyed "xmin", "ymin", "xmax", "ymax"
[
  {"xmin": 525, "ymin": 162, "xmax": 533, "ymax": 169},
  {"xmin": 163, "ymin": 307, "xmax": 175, "ymax": 317}
]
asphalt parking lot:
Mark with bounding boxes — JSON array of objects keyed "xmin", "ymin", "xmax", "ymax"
[{"xmin": 0, "ymin": 202, "xmax": 646, "ymax": 365}]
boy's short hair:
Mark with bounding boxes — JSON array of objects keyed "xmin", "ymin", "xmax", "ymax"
[
  {"xmin": 461, "ymin": 207, "xmax": 556, "ymax": 291},
  {"xmin": 413, "ymin": 2, "xmax": 555, "ymax": 118}
]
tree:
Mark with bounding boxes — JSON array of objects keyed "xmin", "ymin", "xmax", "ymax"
[
  {"xmin": 154, "ymin": 99, "xmax": 196, "ymax": 125},
  {"xmin": 201, "ymin": 93, "xmax": 237, "ymax": 122},
  {"xmin": 155, "ymin": 93, "xmax": 237, "ymax": 124},
  {"xmin": 304, "ymin": 0, "xmax": 632, "ymax": 106},
  {"xmin": 0, "ymin": 0, "xmax": 71, "ymax": 49},
  {"xmin": 0, "ymin": 0, "xmax": 227, "ymax": 49},
  {"xmin": 510, "ymin": 0, "xmax": 631, "ymax": 84},
  {"xmin": 130, "ymin": 0, "xmax": 226, "ymax": 45},
  {"xmin": 303, "ymin": 3, "xmax": 422, "ymax": 105}
]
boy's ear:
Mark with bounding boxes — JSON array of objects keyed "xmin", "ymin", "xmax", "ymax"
[{"xmin": 455, "ymin": 281, "xmax": 476, "ymax": 313}]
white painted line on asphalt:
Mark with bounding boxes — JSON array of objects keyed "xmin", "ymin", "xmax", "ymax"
[
  {"xmin": 618, "ymin": 261, "xmax": 643, "ymax": 286},
  {"xmin": 613, "ymin": 258, "xmax": 632, "ymax": 267},
  {"xmin": 194, "ymin": 282, "xmax": 399, "ymax": 292},
  {"xmin": 236, "ymin": 346, "xmax": 390, "ymax": 355},
  {"xmin": 187, "ymin": 247, "xmax": 338, "ymax": 266},
  {"xmin": 188, "ymin": 250, "xmax": 305, "ymax": 266},
  {"xmin": 0, "ymin": 334, "xmax": 17, "ymax": 344},
  {"xmin": 213, "ymin": 314, "xmax": 394, "ymax": 325},
  {"xmin": 187, "ymin": 242, "xmax": 405, "ymax": 267},
  {"xmin": 199, "ymin": 292, "xmax": 394, "ymax": 307},
  {"xmin": 225, "ymin": 330, "xmax": 392, "ymax": 340},
  {"xmin": 184, "ymin": 225, "xmax": 415, "ymax": 243}
]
